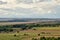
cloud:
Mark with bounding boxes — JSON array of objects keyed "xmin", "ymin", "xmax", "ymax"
[
  {"xmin": 0, "ymin": 0, "xmax": 60, "ymax": 18},
  {"xmin": 0, "ymin": 1, "xmax": 7, "ymax": 4}
]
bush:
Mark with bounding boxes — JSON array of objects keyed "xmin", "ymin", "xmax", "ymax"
[
  {"xmin": 33, "ymin": 29, "xmax": 36, "ymax": 30},
  {"xmin": 40, "ymin": 37, "xmax": 60, "ymax": 40},
  {"xmin": 14, "ymin": 34, "xmax": 17, "ymax": 37},
  {"xmin": 32, "ymin": 38, "xmax": 37, "ymax": 40},
  {"xmin": 40, "ymin": 37, "xmax": 46, "ymax": 40},
  {"xmin": 57, "ymin": 37, "xmax": 60, "ymax": 40},
  {"xmin": 17, "ymin": 31, "xmax": 19, "ymax": 33},
  {"xmin": 38, "ymin": 34, "xmax": 40, "ymax": 36},
  {"xmin": 24, "ymin": 34, "xmax": 29, "ymax": 36}
]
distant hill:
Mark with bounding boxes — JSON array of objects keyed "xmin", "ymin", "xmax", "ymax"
[{"xmin": 0, "ymin": 18, "xmax": 60, "ymax": 22}]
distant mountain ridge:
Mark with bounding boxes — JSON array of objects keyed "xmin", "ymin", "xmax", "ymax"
[{"xmin": 0, "ymin": 18, "xmax": 60, "ymax": 22}]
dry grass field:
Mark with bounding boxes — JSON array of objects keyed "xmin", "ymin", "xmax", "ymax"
[
  {"xmin": 0, "ymin": 22, "xmax": 36, "ymax": 25},
  {"xmin": 0, "ymin": 27, "xmax": 60, "ymax": 40},
  {"xmin": 0, "ymin": 22, "xmax": 60, "ymax": 40}
]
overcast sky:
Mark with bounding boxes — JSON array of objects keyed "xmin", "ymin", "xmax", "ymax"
[{"xmin": 0, "ymin": 0, "xmax": 60, "ymax": 18}]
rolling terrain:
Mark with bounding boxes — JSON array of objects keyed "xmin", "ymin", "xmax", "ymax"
[
  {"xmin": 0, "ymin": 18, "xmax": 60, "ymax": 25},
  {"xmin": 0, "ymin": 18, "xmax": 60, "ymax": 40}
]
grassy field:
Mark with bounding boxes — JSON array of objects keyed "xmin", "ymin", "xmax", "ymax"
[
  {"xmin": 0, "ymin": 22, "xmax": 36, "ymax": 25},
  {"xmin": 0, "ymin": 27, "xmax": 60, "ymax": 40}
]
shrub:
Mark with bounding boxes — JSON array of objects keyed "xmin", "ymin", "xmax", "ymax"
[
  {"xmin": 14, "ymin": 34, "xmax": 17, "ymax": 37},
  {"xmin": 57, "ymin": 37, "xmax": 60, "ymax": 40},
  {"xmin": 33, "ymin": 29, "xmax": 36, "ymax": 30},
  {"xmin": 38, "ymin": 34, "xmax": 40, "ymax": 36},
  {"xmin": 17, "ymin": 31, "xmax": 19, "ymax": 33},
  {"xmin": 32, "ymin": 38, "xmax": 37, "ymax": 40},
  {"xmin": 24, "ymin": 34, "xmax": 28, "ymax": 36},
  {"xmin": 40, "ymin": 37, "xmax": 46, "ymax": 40}
]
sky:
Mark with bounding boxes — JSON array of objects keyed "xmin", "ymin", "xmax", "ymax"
[{"xmin": 0, "ymin": 0, "xmax": 60, "ymax": 18}]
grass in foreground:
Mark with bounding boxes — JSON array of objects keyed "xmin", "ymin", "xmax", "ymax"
[{"xmin": 0, "ymin": 27, "xmax": 60, "ymax": 40}]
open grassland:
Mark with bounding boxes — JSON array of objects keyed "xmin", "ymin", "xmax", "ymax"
[
  {"xmin": 0, "ymin": 22, "xmax": 36, "ymax": 25},
  {"xmin": 0, "ymin": 27, "xmax": 60, "ymax": 40},
  {"xmin": 0, "ymin": 21, "xmax": 57, "ymax": 25}
]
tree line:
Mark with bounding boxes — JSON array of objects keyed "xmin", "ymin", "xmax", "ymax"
[{"xmin": 0, "ymin": 23, "xmax": 60, "ymax": 32}]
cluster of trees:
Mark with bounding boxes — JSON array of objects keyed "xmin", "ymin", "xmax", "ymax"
[
  {"xmin": 0, "ymin": 23, "xmax": 60, "ymax": 32},
  {"xmin": 32, "ymin": 37, "xmax": 60, "ymax": 40},
  {"xmin": 0, "ymin": 25, "xmax": 13, "ymax": 32},
  {"xmin": 12, "ymin": 23, "xmax": 60, "ymax": 30}
]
